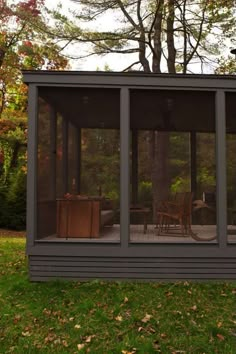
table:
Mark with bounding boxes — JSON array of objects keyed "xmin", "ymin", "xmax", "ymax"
[{"xmin": 129, "ymin": 207, "xmax": 151, "ymax": 234}]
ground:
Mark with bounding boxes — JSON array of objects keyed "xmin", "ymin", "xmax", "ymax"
[{"xmin": 0, "ymin": 229, "xmax": 26, "ymax": 238}]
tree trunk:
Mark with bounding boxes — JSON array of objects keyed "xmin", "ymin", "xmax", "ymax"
[
  {"xmin": 167, "ymin": 0, "xmax": 176, "ymax": 73},
  {"xmin": 152, "ymin": 0, "xmax": 164, "ymax": 73},
  {"xmin": 0, "ymin": 48, "xmax": 5, "ymax": 68},
  {"xmin": 151, "ymin": 0, "xmax": 176, "ymax": 222}
]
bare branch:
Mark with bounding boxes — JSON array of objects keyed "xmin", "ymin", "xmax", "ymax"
[
  {"xmin": 122, "ymin": 60, "xmax": 140, "ymax": 71},
  {"xmin": 116, "ymin": 0, "xmax": 139, "ymax": 31}
]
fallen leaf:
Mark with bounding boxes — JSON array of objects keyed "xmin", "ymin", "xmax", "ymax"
[
  {"xmin": 13, "ymin": 315, "xmax": 21, "ymax": 324},
  {"xmin": 190, "ymin": 305, "xmax": 197, "ymax": 311},
  {"xmin": 44, "ymin": 333, "xmax": 56, "ymax": 343},
  {"xmin": 138, "ymin": 326, "xmax": 143, "ymax": 332},
  {"xmin": 166, "ymin": 292, "xmax": 173, "ymax": 297},
  {"xmin": 62, "ymin": 340, "xmax": 68, "ymax": 347},
  {"xmin": 160, "ymin": 333, "xmax": 167, "ymax": 338},
  {"xmin": 115, "ymin": 315, "xmax": 123, "ymax": 321},
  {"xmin": 54, "ymin": 339, "xmax": 61, "ymax": 345},
  {"xmin": 22, "ymin": 331, "xmax": 31, "ymax": 337},
  {"xmin": 74, "ymin": 324, "xmax": 81, "ymax": 329},
  {"xmin": 216, "ymin": 333, "xmax": 225, "ymax": 341},
  {"xmin": 217, "ymin": 321, "xmax": 222, "ymax": 328},
  {"xmin": 43, "ymin": 308, "xmax": 51, "ymax": 316},
  {"xmin": 149, "ymin": 327, "xmax": 156, "ymax": 333},
  {"xmin": 124, "ymin": 297, "xmax": 129, "ymax": 303},
  {"xmin": 141, "ymin": 313, "xmax": 152, "ymax": 323},
  {"xmin": 173, "ymin": 310, "xmax": 182, "ymax": 315},
  {"xmin": 85, "ymin": 335, "xmax": 95, "ymax": 343},
  {"xmin": 77, "ymin": 343, "xmax": 85, "ymax": 350}
]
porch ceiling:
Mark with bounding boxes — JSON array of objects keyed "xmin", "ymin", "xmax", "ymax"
[{"xmin": 39, "ymin": 87, "xmax": 236, "ymax": 133}]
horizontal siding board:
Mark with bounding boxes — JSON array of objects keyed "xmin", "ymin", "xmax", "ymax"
[
  {"xmin": 30, "ymin": 266, "xmax": 236, "ymax": 274},
  {"xmin": 28, "ymin": 256, "xmax": 236, "ymax": 281},
  {"xmin": 30, "ymin": 261, "xmax": 236, "ymax": 269},
  {"xmin": 29, "ymin": 256, "xmax": 235, "ymax": 263},
  {"xmin": 29, "ymin": 272, "xmax": 236, "ymax": 280},
  {"xmin": 27, "ymin": 244, "xmax": 236, "ymax": 258}
]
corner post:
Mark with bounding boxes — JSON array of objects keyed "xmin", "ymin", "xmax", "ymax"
[
  {"xmin": 26, "ymin": 84, "xmax": 38, "ymax": 252},
  {"xmin": 120, "ymin": 88, "xmax": 130, "ymax": 248},
  {"xmin": 215, "ymin": 90, "xmax": 227, "ymax": 248}
]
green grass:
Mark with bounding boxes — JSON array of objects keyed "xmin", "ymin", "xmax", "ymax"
[{"xmin": 0, "ymin": 238, "xmax": 236, "ymax": 353}]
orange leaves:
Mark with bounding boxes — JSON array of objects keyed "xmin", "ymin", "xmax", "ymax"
[
  {"xmin": 17, "ymin": 0, "xmax": 44, "ymax": 17},
  {"xmin": 0, "ymin": 119, "xmax": 17, "ymax": 135}
]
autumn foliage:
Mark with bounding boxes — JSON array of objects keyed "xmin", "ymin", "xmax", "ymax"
[{"xmin": 0, "ymin": 0, "xmax": 68, "ymax": 229}]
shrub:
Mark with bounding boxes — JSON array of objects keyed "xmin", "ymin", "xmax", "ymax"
[
  {"xmin": 138, "ymin": 181, "xmax": 152, "ymax": 205},
  {"xmin": 0, "ymin": 168, "xmax": 26, "ymax": 230}
]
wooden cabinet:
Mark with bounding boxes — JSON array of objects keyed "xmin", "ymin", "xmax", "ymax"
[{"xmin": 57, "ymin": 199, "xmax": 100, "ymax": 238}]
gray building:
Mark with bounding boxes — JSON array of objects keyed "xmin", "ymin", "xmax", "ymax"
[{"xmin": 23, "ymin": 71, "xmax": 236, "ymax": 281}]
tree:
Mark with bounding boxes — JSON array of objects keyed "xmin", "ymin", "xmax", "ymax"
[
  {"xmin": 0, "ymin": 0, "xmax": 69, "ymax": 168},
  {"xmin": 0, "ymin": 0, "xmax": 69, "ymax": 229},
  {"xmin": 0, "ymin": 0, "xmax": 68, "ymax": 117},
  {"xmin": 55, "ymin": 0, "xmax": 235, "ymax": 218}
]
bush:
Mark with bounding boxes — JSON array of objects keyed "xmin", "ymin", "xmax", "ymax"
[
  {"xmin": 138, "ymin": 181, "xmax": 152, "ymax": 205},
  {"xmin": 0, "ymin": 168, "xmax": 26, "ymax": 230}
]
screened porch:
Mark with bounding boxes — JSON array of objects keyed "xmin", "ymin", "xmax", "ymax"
[{"xmin": 36, "ymin": 83, "xmax": 236, "ymax": 244}]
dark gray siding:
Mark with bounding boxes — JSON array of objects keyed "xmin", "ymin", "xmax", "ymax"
[{"xmin": 29, "ymin": 256, "xmax": 236, "ymax": 281}]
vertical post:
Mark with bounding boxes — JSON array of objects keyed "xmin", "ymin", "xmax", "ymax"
[
  {"xmin": 190, "ymin": 132, "xmax": 197, "ymax": 198},
  {"xmin": 215, "ymin": 90, "xmax": 227, "ymax": 247},
  {"xmin": 120, "ymin": 88, "xmax": 130, "ymax": 247},
  {"xmin": 49, "ymin": 107, "xmax": 57, "ymax": 199},
  {"xmin": 62, "ymin": 117, "xmax": 68, "ymax": 194},
  {"xmin": 26, "ymin": 84, "xmax": 38, "ymax": 251},
  {"xmin": 132, "ymin": 130, "xmax": 138, "ymax": 204},
  {"xmin": 77, "ymin": 128, "xmax": 81, "ymax": 194}
]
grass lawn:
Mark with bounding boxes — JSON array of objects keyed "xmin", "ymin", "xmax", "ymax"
[{"xmin": 0, "ymin": 237, "xmax": 236, "ymax": 353}]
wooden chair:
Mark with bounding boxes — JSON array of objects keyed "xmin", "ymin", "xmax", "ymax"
[{"xmin": 156, "ymin": 192, "xmax": 193, "ymax": 236}]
